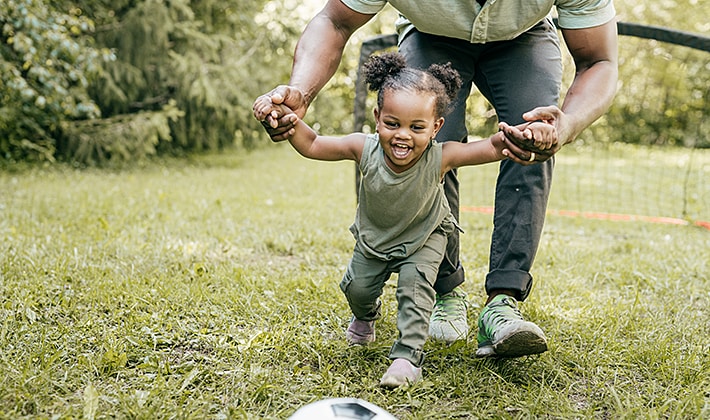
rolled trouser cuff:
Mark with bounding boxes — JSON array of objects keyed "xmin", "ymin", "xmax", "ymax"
[
  {"xmin": 485, "ymin": 269, "xmax": 533, "ymax": 301},
  {"xmin": 433, "ymin": 263, "xmax": 465, "ymax": 295},
  {"xmin": 389, "ymin": 342, "xmax": 425, "ymax": 367}
]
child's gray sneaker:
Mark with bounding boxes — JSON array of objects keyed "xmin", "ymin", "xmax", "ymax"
[
  {"xmin": 379, "ymin": 358, "xmax": 422, "ymax": 388},
  {"xmin": 346, "ymin": 317, "xmax": 375, "ymax": 346}
]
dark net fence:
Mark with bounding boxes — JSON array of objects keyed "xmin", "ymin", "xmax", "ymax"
[{"xmin": 353, "ymin": 22, "xmax": 710, "ymax": 229}]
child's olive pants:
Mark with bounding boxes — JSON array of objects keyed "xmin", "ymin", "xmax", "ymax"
[{"xmin": 340, "ymin": 231, "xmax": 447, "ymax": 367}]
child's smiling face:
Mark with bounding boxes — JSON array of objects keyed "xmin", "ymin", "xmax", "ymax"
[{"xmin": 374, "ymin": 88, "xmax": 444, "ymax": 173}]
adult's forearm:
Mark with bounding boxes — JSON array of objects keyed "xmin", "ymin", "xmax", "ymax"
[
  {"xmin": 560, "ymin": 61, "xmax": 618, "ymax": 143},
  {"xmin": 289, "ymin": 17, "xmax": 349, "ymax": 106},
  {"xmin": 560, "ymin": 20, "xmax": 619, "ymax": 144}
]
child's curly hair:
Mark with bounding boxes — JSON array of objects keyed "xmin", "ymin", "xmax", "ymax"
[{"xmin": 363, "ymin": 52, "xmax": 462, "ymax": 118}]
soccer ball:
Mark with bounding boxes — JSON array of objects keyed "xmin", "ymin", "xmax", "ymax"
[{"xmin": 288, "ymin": 398, "xmax": 397, "ymax": 419}]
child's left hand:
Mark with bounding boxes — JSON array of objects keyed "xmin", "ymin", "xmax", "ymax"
[
  {"xmin": 521, "ymin": 121, "xmax": 558, "ymax": 151},
  {"xmin": 498, "ymin": 121, "xmax": 555, "ymax": 164},
  {"xmin": 499, "ymin": 119, "xmax": 558, "ymax": 162}
]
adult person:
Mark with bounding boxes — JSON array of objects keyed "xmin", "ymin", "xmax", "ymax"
[{"xmin": 254, "ymin": 0, "xmax": 618, "ymax": 357}]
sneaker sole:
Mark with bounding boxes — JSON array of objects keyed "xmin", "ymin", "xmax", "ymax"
[
  {"xmin": 476, "ymin": 322, "xmax": 548, "ymax": 358},
  {"xmin": 347, "ymin": 340, "xmax": 374, "ymax": 347},
  {"xmin": 346, "ymin": 334, "xmax": 375, "ymax": 346},
  {"xmin": 493, "ymin": 329, "xmax": 548, "ymax": 357},
  {"xmin": 380, "ymin": 377, "xmax": 416, "ymax": 388},
  {"xmin": 379, "ymin": 373, "xmax": 422, "ymax": 389}
]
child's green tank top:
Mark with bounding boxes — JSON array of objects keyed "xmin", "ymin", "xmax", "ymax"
[{"xmin": 350, "ymin": 134, "xmax": 456, "ymax": 260}]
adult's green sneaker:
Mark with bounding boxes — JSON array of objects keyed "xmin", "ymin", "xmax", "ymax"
[
  {"xmin": 476, "ymin": 294, "xmax": 547, "ymax": 358},
  {"xmin": 429, "ymin": 287, "xmax": 469, "ymax": 343}
]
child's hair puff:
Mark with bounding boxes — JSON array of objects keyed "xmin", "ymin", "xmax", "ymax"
[
  {"xmin": 363, "ymin": 52, "xmax": 407, "ymax": 93},
  {"xmin": 362, "ymin": 52, "xmax": 461, "ymax": 118},
  {"xmin": 425, "ymin": 62, "xmax": 461, "ymax": 104}
]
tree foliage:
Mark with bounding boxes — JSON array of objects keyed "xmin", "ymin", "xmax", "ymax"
[
  {"xmin": 598, "ymin": 42, "xmax": 709, "ymax": 147},
  {"xmin": 590, "ymin": 0, "xmax": 710, "ymax": 148},
  {"xmin": 61, "ymin": 0, "xmax": 300, "ymax": 164},
  {"xmin": 1, "ymin": 0, "xmax": 303, "ymax": 165},
  {"xmin": 0, "ymin": 0, "xmax": 109, "ymax": 161},
  {"xmin": 0, "ymin": 0, "xmax": 707, "ymax": 165}
]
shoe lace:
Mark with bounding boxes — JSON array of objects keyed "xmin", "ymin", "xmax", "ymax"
[
  {"xmin": 431, "ymin": 290, "xmax": 467, "ymax": 321},
  {"xmin": 482, "ymin": 297, "xmax": 523, "ymax": 330}
]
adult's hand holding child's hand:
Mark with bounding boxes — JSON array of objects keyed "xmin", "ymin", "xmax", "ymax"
[
  {"xmin": 498, "ymin": 121, "xmax": 555, "ymax": 164},
  {"xmin": 253, "ymin": 85, "xmax": 308, "ymax": 142}
]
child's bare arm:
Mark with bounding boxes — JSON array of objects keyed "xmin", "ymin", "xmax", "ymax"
[
  {"xmin": 254, "ymin": 96, "xmax": 364, "ymax": 162},
  {"xmin": 441, "ymin": 126, "xmax": 511, "ymax": 173}
]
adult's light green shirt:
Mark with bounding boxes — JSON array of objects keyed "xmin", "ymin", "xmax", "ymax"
[{"xmin": 341, "ymin": 0, "xmax": 616, "ymax": 43}]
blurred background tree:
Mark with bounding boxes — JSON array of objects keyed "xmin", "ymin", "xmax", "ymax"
[
  {"xmin": 1, "ymin": 0, "xmax": 305, "ymax": 164},
  {"xmin": 0, "ymin": 0, "xmax": 107, "ymax": 162},
  {"xmin": 599, "ymin": 1, "xmax": 709, "ymax": 147},
  {"xmin": 59, "ymin": 0, "xmax": 303, "ymax": 164},
  {"xmin": 0, "ymin": 0, "xmax": 707, "ymax": 165},
  {"xmin": 464, "ymin": 0, "xmax": 710, "ymax": 147}
]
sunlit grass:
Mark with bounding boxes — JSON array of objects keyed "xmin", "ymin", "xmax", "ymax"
[{"xmin": 0, "ymin": 144, "xmax": 708, "ymax": 419}]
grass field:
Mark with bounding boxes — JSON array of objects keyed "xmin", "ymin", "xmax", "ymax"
[{"xmin": 1, "ymin": 144, "xmax": 708, "ymax": 419}]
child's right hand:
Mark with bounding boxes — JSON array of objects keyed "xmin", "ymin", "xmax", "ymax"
[
  {"xmin": 253, "ymin": 96, "xmax": 290, "ymax": 122},
  {"xmin": 253, "ymin": 97, "xmax": 299, "ymax": 141}
]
